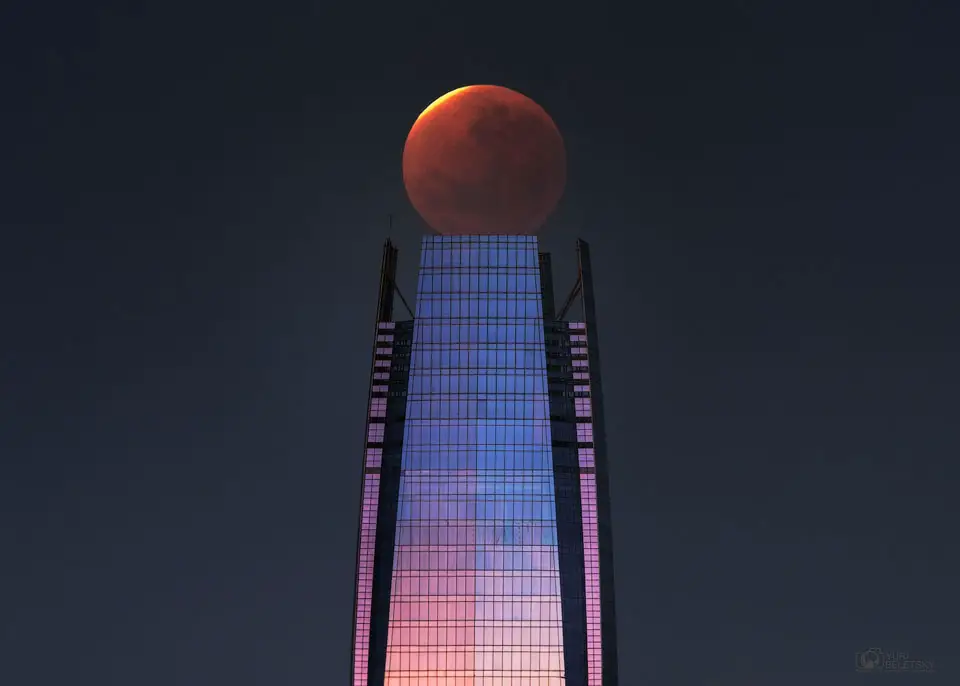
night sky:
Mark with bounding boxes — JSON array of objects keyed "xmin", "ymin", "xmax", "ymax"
[{"xmin": 3, "ymin": 2, "xmax": 958, "ymax": 684}]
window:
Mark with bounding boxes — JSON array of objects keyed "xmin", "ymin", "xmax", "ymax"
[
  {"xmin": 576, "ymin": 423, "xmax": 594, "ymax": 443},
  {"xmin": 578, "ymin": 447, "xmax": 595, "ymax": 468},
  {"xmin": 574, "ymin": 398, "xmax": 592, "ymax": 418},
  {"xmin": 367, "ymin": 423, "xmax": 385, "ymax": 443},
  {"xmin": 369, "ymin": 398, "xmax": 387, "ymax": 418}
]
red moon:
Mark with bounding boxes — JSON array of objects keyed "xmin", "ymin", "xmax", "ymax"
[{"xmin": 402, "ymin": 85, "xmax": 566, "ymax": 235}]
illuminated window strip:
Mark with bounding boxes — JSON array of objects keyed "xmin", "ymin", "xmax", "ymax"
[
  {"xmin": 352, "ymin": 472, "xmax": 381, "ymax": 686},
  {"xmin": 580, "ymin": 472, "xmax": 603, "ymax": 686},
  {"xmin": 353, "ymin": 330, "xmax": 394, "ymax": 686}
]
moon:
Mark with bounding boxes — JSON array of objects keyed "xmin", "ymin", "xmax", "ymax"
[{"xmin": 402, "ymin": 85, "xmax": 566, "ymax": 236}]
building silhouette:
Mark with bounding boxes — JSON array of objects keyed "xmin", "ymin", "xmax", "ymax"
[{"xmin": 351, "ymin": 235, "xmax": 618, "ymax": 686}]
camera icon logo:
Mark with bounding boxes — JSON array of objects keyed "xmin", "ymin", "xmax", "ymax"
[{"xmin": 856, "ymin": 648, "xmax": 884, "ymax": 672}]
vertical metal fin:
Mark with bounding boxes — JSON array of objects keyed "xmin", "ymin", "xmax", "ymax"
[
  {"xmin": 539, "ymin": 251, "xmax": 557, "ymax": 321},
  {"xmin": 376, "ymin": 239, "xmax": 399, "ymax": 323}
]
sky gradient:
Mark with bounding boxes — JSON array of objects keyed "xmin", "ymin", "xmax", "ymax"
[{"xmin": 2, "ymin": 2, "xmax": 958, "ymax": 684}]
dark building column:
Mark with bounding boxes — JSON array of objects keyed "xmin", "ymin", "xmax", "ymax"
[
  {"xmin": 366, "ymin": 320, "xmax": 412, "ymax": 685},
  {"xmin": 578, "ymin": 239, "xmax": 620, "ymax": 686},
  {"xmin": 539, "ymin": 251, "xmax": 557, "ymax": 321},
  {"xmin": 375, "ymin": 239, "xmax": 398, "ymax": 323},
  {"xmin": 351, "ymin": 239, "xmax": 407, "ymax": 686},
  {"xmin": 545, "ymin": 254, "xmax": 588, "ymax": 685}
]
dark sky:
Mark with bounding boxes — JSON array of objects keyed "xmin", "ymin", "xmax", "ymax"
[{"xmin": 2, "ymin": 2, "xmax": 958, "ymax": 684}]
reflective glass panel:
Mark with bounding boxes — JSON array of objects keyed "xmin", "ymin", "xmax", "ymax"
[{"xmin": 385, "ymin": 236, "xmax": 566, "ymax": 686}]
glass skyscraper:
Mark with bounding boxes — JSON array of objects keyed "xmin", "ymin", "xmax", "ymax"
[{"xmin": 351, "ymin": 235, "xmax": 618, "ymax": 686}]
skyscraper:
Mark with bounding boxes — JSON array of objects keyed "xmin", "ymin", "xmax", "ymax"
[{"xmin": 350, "ymin": 235, "xmax": 618, "ymax": 686}]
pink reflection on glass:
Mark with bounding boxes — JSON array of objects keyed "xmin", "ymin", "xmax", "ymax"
[
  {"xmin": 574, "ymin": 397, "xmax": 592, "ymax": 418},
  {"xmin": 380, "ymin": 238, "xmax": 569, "ymax": 685},
  {"xmin": 578, "ymin": 447, "xmax": 595, "ymax": 469},
  {"xmin": 576, "ymin": 423, "xmax": 594, "ymax": 443},
  {"xmin": 352, "ymin": 473, "xmax": 381, "ymax": 686},
  {"xmin": 367, "ymin": 423, "xmax": 385, "ymax": 443},
  {"xmin": 365, "ymin": 448, "xmax": 382, "ymax": 469},
  {"xmin": 369, "ymin": 398, "xmax": 387, "ymax": 418},
  {"xmin": 580, "ymin": 473, "xmax": 602, "ymax": 686}
]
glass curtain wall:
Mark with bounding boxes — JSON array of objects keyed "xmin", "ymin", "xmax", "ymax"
[{"xmin": 384, "ymin": 235, "xmax": 565, "ymax": 686}]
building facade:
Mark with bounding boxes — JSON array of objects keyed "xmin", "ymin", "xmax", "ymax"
[{"xmin": 351, "ymin": 235, "xmax": 618, "ymax": 686}]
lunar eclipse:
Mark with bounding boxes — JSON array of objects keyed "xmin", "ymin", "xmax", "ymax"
[{"xmin": 402, "ymin": 85, "xmax": 566, "ymax": 235}]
